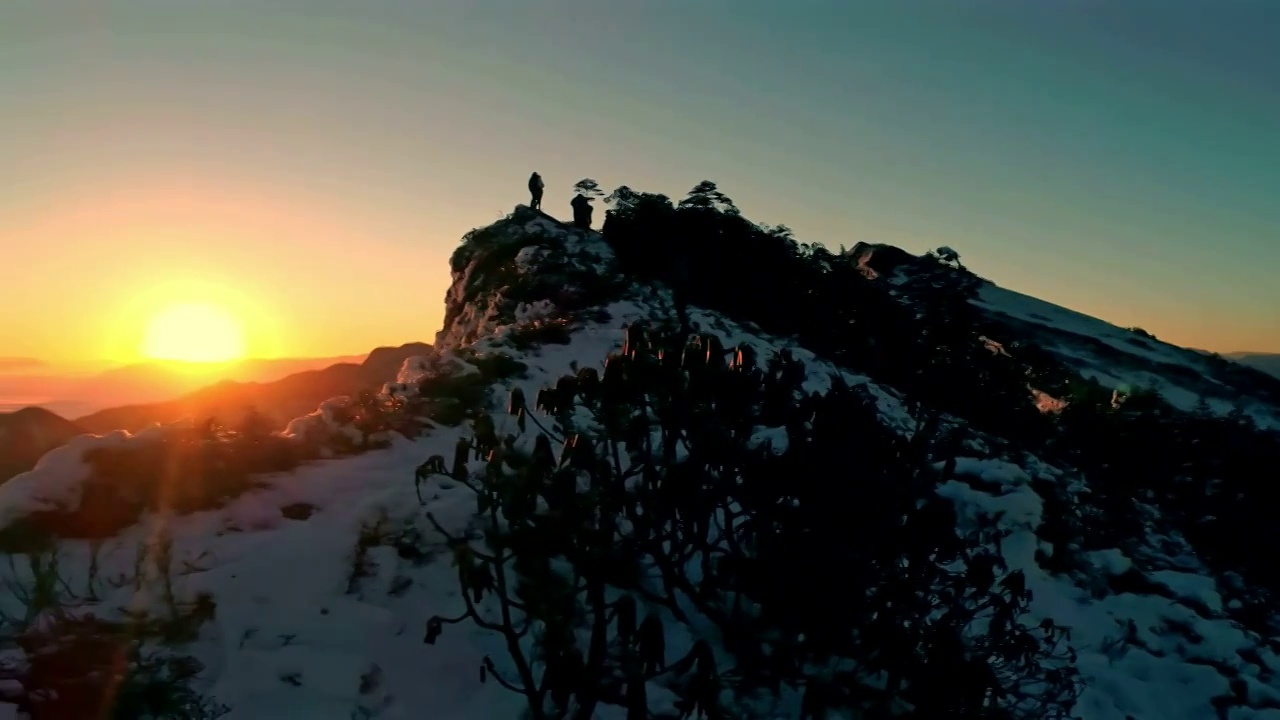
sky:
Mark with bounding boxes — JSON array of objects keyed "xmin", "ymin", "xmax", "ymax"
[{"xmin": 3, "ymin": 0, "xmax": 1278, "ymax": 366}]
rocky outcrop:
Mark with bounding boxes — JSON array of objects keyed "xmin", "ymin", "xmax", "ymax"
[
  {"xmin": 846, "ymin": 241, "xmax": 921, "ymax": 280},
  {"xmin": 436, "ymin": 205, "xmax": 622, "ymax": 349}
]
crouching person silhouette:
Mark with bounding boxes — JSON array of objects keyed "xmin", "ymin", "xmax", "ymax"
[
  {"xmin": 528, "ymin": 172, "xmax": 544, "ymax": 210},
  {"xmin": 570, "ymin": 193, "xmax": 593, "ymax": 229}
]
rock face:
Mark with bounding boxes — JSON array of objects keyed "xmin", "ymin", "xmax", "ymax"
[
  {"xmin": 846, "ymin": 241, "xmax": 921, "ymax": 280},
  {"xmin": 436, "ymin": 205, "xmax": 620, "ymax": 349},
  {"xmin": 362, "ymin": 343, "xmax": 433, "ymax": 381}
]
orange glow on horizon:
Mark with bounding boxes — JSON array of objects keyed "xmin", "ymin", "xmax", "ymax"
[{"xmin": 3, "ymin": 172, "xmax": 450, "ymax": 366}]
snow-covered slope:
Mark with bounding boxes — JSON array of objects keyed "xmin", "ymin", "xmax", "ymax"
[
  {"xmin": 851, "ymin": 241, "xmax": 1280, "ymax": 428},
  {"xmin": 2, "ymin": 207, "xmax": 1279, "ymax": 719},
  {"xmin": 972, "ymin": 284, "xmax": 1280, "ymax": 428}
]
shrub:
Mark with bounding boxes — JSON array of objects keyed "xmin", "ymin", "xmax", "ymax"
[
  {"xmin": 350, "ymin": 390, "xmax": 404, "ymax": 449},
  {"xmin": 418, "ymin": 372, "xmax": 492, "ymax": 427},
  {"xmin": 0, "ymin": 616, "xmax": 229, "ymax": 720},
  {"xmin": 0, "ymin": 536, "xmax": 227, "ymax": 718},
  {"xmin": 1023, "ymin": 365, "xmax": 1280, "ymax": 641},
  {"xmin": 505, "ymin": 318, "xmax": 574, "ymax": 351},
  {"xmin": 0, "ymin": 426, "xmax": 308, "ymax": 544},
  {"xmin": 472, "ymin": 352, "xmax": 529, "ymax": 382},
  {"xmin": 423, "ymin": 326, "xmax": 1081, "ymax": 719},
  {"xmin": 347, "ymin": 510, "xmax": 437, "ymax": 597}
]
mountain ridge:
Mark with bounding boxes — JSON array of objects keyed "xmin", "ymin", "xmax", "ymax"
[
  {"xmin": 0, "ymin": 407, "xmax": 86, "ymax": 485},
  {"xmin": 1227, "ymin": 351, "xmax": 1280, "ymax": 380},
  {"xmin": 0, "ymin": 197, "xmax": 1277, "ymax": 719},
  {"xmin": 0, "ymin": 353, "xmax": 372, "ymax": 416},
  {"xmin": 0, "ymin": 343, "xmax": 430, "ymax": 482},
  {"xmin": 849, "ymin": 240, "xmax": 1280, "ymax": 425},
  {"xmin": 72, "ymin": 342, "xmax": 430, "ymax": 434}
]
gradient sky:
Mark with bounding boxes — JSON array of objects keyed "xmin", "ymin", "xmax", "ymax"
[{"xmin": 3, "ymin": 0, "xmax": 1278, "ymax": 365}]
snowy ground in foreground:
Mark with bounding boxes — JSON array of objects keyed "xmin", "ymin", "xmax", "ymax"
[{"xmin": 4, "ymin": 283, "xmax": 1280, "ymax": 718}]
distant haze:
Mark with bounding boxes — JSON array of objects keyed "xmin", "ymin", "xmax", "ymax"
[
  {"xmin": 0, "ymin": 353, "xmax": 369, "ymax": 419},
  {"xmin": 1229, "ymin": 352, "xmax": 1280, "ymax": 381},
  {"xmin": 0, "ymin": 358, "xmax": 48, "ymax": 372}
]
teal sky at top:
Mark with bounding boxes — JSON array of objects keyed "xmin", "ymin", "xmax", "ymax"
[{"xmin": 3, "ymin": 0, "xmax": 1278, "ymax": 355}]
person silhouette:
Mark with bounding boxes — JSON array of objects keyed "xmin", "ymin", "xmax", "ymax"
[
  {"xmin": 571, "ymin": 193, "xmax": 593, "ymax": 229},
  {"xmin": 528, "ymin": 172, "xmax": 544, "ymax": 210}
]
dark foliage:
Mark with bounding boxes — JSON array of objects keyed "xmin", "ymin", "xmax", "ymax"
[
  {"xmin": 350, "ymin": 390, "xmax": 405, "ymax": 448},
  {"xmin": 0, "ymin": 422, "xmax": 306, "ymax": 545},
  {"xmin": 595, "ymin": 180, "xmax": 1280, "ymax": 634},
  {"xmin": 0, "ymin": 614, "xmax": 229, "ymax": 720},
  {"xmin": 411, "ymin": 350, "xmax": 530, "ymax": 428},
  {"xmin": 417, "ymin": 372, "xmax": 492, "ymax": 428},
  {"xmin": 0, "ymin": 540, "xmax": 226, "ymax": 719},
  {"xmin": 1049, "ymin": 384, "xmax": 1280, "ymax": 630},
  {"xmin": 472, "ymin": 352, "xmax": 530, "ymax": 381},
  {"xmin": 0, "ymin": 391, "xmax": 432, "ymax": 547},
  {"xmin": 423, "ymin": 325, "xmax": 1080, "ymax": 719},
  {"xmin": 506, "ymin": 318, "xmax": 575, "ymax": 351},
  {"xmin": 599, "ymin": 181, "xmax": 1054, "ymax": 446}
]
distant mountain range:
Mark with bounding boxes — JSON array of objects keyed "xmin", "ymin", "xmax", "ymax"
[
  {"xmin": 0, "ymin": 407, "xmax": 87, "ymax": 483},
  {"xmin": 0, "ymin": 343, "xmax": 429, "ymax": 482},
  {"xmin": 0, "ymin": 354, "xmax": 369, "ymax": 418},
  {"xmin": 1227, "ymin": 352, "xmax": 1280, "ymax": 380},
  {"xmin": 0, "ymin": 357, "xmax": 48, "ymax": 372},
  {"xmin": 73, "ymin": 343, "xmax": 428, "ymax": 434}
]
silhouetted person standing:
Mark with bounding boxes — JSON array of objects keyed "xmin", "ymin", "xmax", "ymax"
[
  {"xmin": 571, "ymin": 193, "xmax": 593, "ymax": 229},
  {"xmin": 528, "ymin": 172, "xmax": 544, "ymax": 210}
]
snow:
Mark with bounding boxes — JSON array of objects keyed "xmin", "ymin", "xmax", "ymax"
[
  {"xmin": 393, "ymin": 356, "xmax": 435, "ymax": 386},
  {"xmin": 1147, "ymin": 570, "xmax": 1225, "ymax": 615},
  {"xmin": 938, "ymin": 459, "xmax": 1280, "ymax": 720},
  {"xmin": 974, "ymin": 285, "xmax": 1186, "ymax": 369},
  {"xmin": 279, "ymin": 395, "xmax": 373, "ymax": 455},
  {"xmin": 1087, "ymin": 549, "xmax": 1134, "ymax": 577},
  {"xmin": 0, "ymin": 430, "xmax": 135, "ymax": 526},
  {"xmin": 973, "ymin": 283, "xmax": 1280, "ymax": 429},
  {"xmin": 3, "ymin": 212, "xmax": 1280, "ymax": 719},
  {"xmin": 0, "ymin": 429, "xmax": 524, "ymax": 719}
]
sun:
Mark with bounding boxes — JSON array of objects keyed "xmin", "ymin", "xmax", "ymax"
[{"xmin": 141, "ymin": 302, "xmax": 248, "ymax": 363}]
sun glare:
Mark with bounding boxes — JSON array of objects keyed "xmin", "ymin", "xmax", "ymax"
[{"xmin": 141, "ymin": 302, "xmax": 248, "ymax": 364}]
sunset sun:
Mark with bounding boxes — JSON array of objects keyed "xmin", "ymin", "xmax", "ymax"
[{"xmin": 141, "ymin": 302, "xmax": 247, "ymax": 363}]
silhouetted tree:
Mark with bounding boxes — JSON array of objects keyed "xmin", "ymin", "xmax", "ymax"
[
  {"xmin": 572, "ymin": 178, "xmax": 604, "ymax": 200},
  {"xmin": 679, "ymin": 180, "xmax": 739, "ymax": 216}
]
